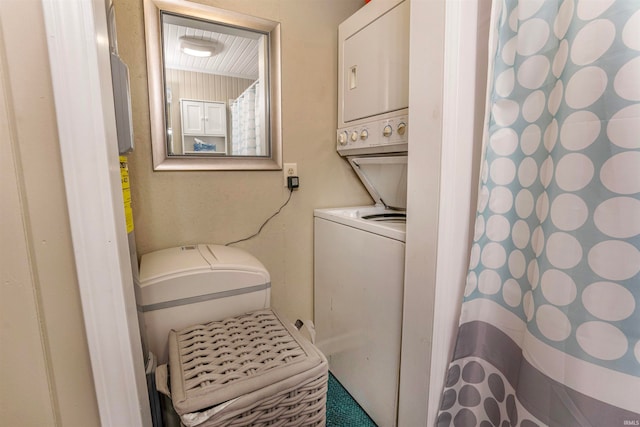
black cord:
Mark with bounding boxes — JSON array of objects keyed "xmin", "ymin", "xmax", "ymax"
[{"xmin": 225, "ymin": 188, "xmax": 294, "ymax": 246}]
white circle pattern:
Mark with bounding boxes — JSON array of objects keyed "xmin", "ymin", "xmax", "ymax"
[
  {"xmin": 539, "ymin": 157, "xmax": 554, "ymax": 189},
  {"xmin": 490, "ymin": 127, "xmax": 519, "ymax": 155},
  {"xmin": 508, "ymin": 6, "xmax": 518, "ymax": 32},
  {"xmin": 531, "ymin": 226, "xmax": 545, "ymax": 257},
  {"xmin": 576, "ymin": 0, "xmax": 615, "ymax": 20},
  {"xmin": 503, "ymin": 279, "xmax": 522, "ymax": 307},
  {"xmin": 515, "ymin": 189, "xmax": 534, "ymax": 218},
  {"xmin": 469, "ymin": 244, "xmax": 481, "ymax": 269},
  {"xmin": 582, "ymin": 282, "xmax": 635, "ymax": 322},
  {"xmin": 523, "ymin": 291, "xmax": 535, "ymax": 322},
  {"xmin": 560, "ymin": 111, "xmax": 601, "ymax": 151},
  {"xmin": 523, "ymin": 90, "xmax": 546, "ymax": 123},
  {"xmin": 535, "ymin": 192, "xmax": 549, "ymax": 223},
  {"xmin": 512, "ymin": 220, "xmax": 531, "ymax": 249},
  {"xmin": 600, "ymin": 152, "xmax": 640, "ymax": 194},
  {"xmin": 593, "ymin": 197, "xmax": 640, "ymax": 238},
  {"xmin": 493, "ymin": 99, "xmax": 520, "ymax": 126},
  {"xmin": 495, "ymin": 68, "xmax": 515, "ymax": 98},
  {"xmin": 623, "ymin": 10, "xmax": 640, "ymax": 51},
  {"xmin": 607, "ymin": 104, "xmax": 640, "ymax": 149},
  {"xmin": 478, "ymin": 270, "xmax": 502, "ymax": 295},
  {"xmin": 614, "ymin": 57, "xmax": 640, "ymax": 101},
  {"xmin": 502, "ymin": 36, "xmax": 517, "ymax": 66},
  {"xmin": 555, "ymin": 153, "xmax": 594, "ymax": 191},
  {"xmin": 486, "ymin": 215, "xmax": 511, "ymax": 242},
  {"xmin": 519, "ymin": 0, "xmax": 544, "ymax": 20},
  {"xmin": 548, "ymin": 81, "xmax": 564, "ymax": 116},
  {"xmin": 517, "ymin": 19, "xmax": 550, "ymax": 57},
  {"xmin": 518, "ymin": 55, "xmax": 551, "ymax": 89},
  {"xmin": 554, "ymin": 0, "xmax": 574, "ymax": 39},
  {"xmin": 540, "ymin": 269, "xmax": 577, "ymax": 306},
  {"xmin": 466, "ymin": 0, "xmax": 640, "ymax": 375},
  {"xmin": 543, "ymin": 119, "xmax": 558, "ymax": 152},
  {"xmin": 527, "ymin": 259, "xmax": 539, "ymax": 290},
  {"xmin": 518, "ymin": 157, "xmax": 538, "ymax": 188},
  {"xmin": 571, "ymin": 19, "xmax": 615, "ymax": 66},
  {"xmin": 465, "ymin": 272, "xmax": 478, "ymax": 297},
  {"xmin": 474, "ymin": 215, "xmax": 485, "ymax": 242},
  {"xmin": 552, "ymin": 39, "xmax": 569, "ymax": 78},
  {"xmin": 489, "ymin": 186, "xmax": 514, "ymax": 214},
  {"xmin": 490, "ymin": 158, "xmax": 516, "ymax": 185},
  {"xmin": 521, "ymin": 124, "xmax": 541, "ymax": 155},
  {"xmin": 588, "ymin": 241, "xmax": 640, "ymax": 281},
  {"xmin": 551, "ymin": 193, "xmax": 588, "ymax": 231},
  {"xmin": 508, "ymin": 250, "xmax": 526, "ymax": 279},
  {"xmin": 576, "ymin": 322, "xmax": 628, "ymax": 361},
  {"xmin": 536, "ymin": 305, "xmax": 572, "ymax": 341},
  {"xmin": 481, "ymin": 243, "xmax": 507, "ymax": 269},
  {"xmin": 565, "ymin": 66, "xmax": 608, "ymax": 109},
  {"xmin": 546, "ymin": 232, "xmax": 582, "ymax": 269}
]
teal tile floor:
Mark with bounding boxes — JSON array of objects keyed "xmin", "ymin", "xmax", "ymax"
[{"xmin": 326, "ymin": 372, "xmax": 377, "ymax": 427}]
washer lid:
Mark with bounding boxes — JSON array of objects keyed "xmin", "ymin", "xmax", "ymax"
[{"xmin": 348, "ymin": 155, "xmax": 407, "ymax": 210}]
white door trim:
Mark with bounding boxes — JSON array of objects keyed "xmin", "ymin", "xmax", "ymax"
[
  {"xmin": 399, "ymin": 0, "xmax": 489, "ymax": 425},
  {"xmin": 426, "ymin": 0, "xmax": 487, "ymax": 423},
  {"xmin": 40, "ymin": 0, "xmax": 151, "ymax": 425}
]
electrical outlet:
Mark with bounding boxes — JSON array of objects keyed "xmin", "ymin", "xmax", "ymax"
[{"xmin": 283, "ymin": 163, "xmax": 298, "ymax": 187}]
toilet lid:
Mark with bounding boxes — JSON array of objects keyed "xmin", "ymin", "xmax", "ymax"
[
  {"xmin": 139, "ymin": 244, "xmax": 269, "ymax": 286},
  {"xmin": 137, "ymin": 245, "xmax": 270, "ymax": 307}
]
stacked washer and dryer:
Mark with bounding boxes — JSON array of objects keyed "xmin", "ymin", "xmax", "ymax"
[{"xmin": 313, "ymin": 1, "xmax": 409, "ymax": 426}]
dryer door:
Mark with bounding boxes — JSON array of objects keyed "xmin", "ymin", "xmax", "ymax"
[{"xmin": 340, "ymin": 0, "xmax": 409, "ymax": 124}]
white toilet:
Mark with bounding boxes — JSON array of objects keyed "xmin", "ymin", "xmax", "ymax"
[{"xmin": 137, "ymin": 244, "xmax": 270, "ymax": 364}]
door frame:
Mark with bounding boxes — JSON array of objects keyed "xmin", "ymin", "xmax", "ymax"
[{"xmin": 41, "ymin": 0, "xmax": 151, "ymax": 425}]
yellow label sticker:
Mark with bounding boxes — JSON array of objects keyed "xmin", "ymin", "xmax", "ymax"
[{"xmin": 119, "ymin": 155, "xmax": 134, "ymax": 233}]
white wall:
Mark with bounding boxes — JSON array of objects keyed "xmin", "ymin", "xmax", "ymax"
[
  {"xmin": 398, "ymin": 0, "xmax": 446, "ymax": 424},
  {"xmin": 0, "ymin": 1, "xmax": 101, "ymax": 425},
  {"xmin": 399, "ymin": 0, "xmax": 490, "ymax": 425}
]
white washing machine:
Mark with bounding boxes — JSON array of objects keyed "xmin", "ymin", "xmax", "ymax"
[
  {"xmin": 314, "ymin": 156, "xmax": 407, "ymax": 427},
  {"xmin": 317, "ymin": 0, "xmax": 410, "ymax": 424}
]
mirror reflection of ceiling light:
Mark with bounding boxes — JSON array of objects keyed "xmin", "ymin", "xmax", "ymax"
[{"xmin": 179, "ymin": 37, "xmax": 219, "ymax": 57}]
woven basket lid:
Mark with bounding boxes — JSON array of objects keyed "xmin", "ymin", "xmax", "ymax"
[{"xmin": 168, "ymin": 309, "xmax": 325, "ymax": 415}]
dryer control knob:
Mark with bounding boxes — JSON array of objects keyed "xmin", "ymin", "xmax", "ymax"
[
  {"xmin": 397, "ymin": 122, "xmax": 407, "ymax": 136},
  {"xmin": 337, "ymin": 131, "xmax": 348, "ymax": 145},
  {"xmin": 382, "ymin": 125, "xmax": 393, "ymax": 137},
  {"xmin": 350, "ymin": 131, "xmax": 359, "ymax": 142},
  {"xmin": 360, "ymin": 130, "xmax": 369, "ymax": 140}
]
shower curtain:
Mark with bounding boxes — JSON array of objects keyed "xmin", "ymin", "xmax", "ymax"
[
  {"xmin": 229, "ymin": 81, "xmax": 263, "ymax": 155},
  {"xmin": 438, "ymin": 1, "xmax": 640, "ymax": 426}
]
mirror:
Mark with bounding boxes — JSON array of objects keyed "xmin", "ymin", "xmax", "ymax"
[{"xmin": 143, "ymin": 0, "xmax": 282, "ymax": 170}]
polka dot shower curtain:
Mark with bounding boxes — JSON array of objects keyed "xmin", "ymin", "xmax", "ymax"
[{"xmin": 437, "ymin": 1, "xmax": 640, "ymax": 426}]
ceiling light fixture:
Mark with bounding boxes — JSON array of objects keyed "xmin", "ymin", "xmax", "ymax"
[{"xmin": 179, "ymin": 37, "xmax": 219, "ymax": 58}]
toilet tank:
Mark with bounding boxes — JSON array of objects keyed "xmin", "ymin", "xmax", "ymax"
[{"xmin": 137, "ymin": 244, "xmax": 270, "ymax": 363}]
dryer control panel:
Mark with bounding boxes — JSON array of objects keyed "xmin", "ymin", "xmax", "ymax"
[{"xmin": 337, "ymin": 114, "xmax": 408, "ymax": 156}]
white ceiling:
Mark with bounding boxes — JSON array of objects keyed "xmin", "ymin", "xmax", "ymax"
[{"xmin": 163, "ymin": 22, "xmax": 260, "ymax": 80}]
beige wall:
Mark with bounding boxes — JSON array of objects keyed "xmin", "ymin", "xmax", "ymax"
[
  {"xmin": 115, "ymin": 0, "xmax": 369, "ymax": 322},
  {"xmin": 0, "ymin": 1, "xmax": 100, "ymax": 426}
]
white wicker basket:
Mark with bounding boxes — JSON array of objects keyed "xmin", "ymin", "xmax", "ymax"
[{"xmin": 167, "ymin": 309, "xmax": 328, "ymax": 427}]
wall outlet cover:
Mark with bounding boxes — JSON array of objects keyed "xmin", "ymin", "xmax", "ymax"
[{"xmin": 283, "ymin": 163, "xmax": 297, "ymax": 187}]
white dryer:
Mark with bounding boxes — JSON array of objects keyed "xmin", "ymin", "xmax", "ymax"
[
  {"xmin": 316, "ymin": 0, "xmax": 410, "ymax": 424},
  {"xmin": 314, "ymin": 155, "xmax": 406, "ymax": 427}
]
